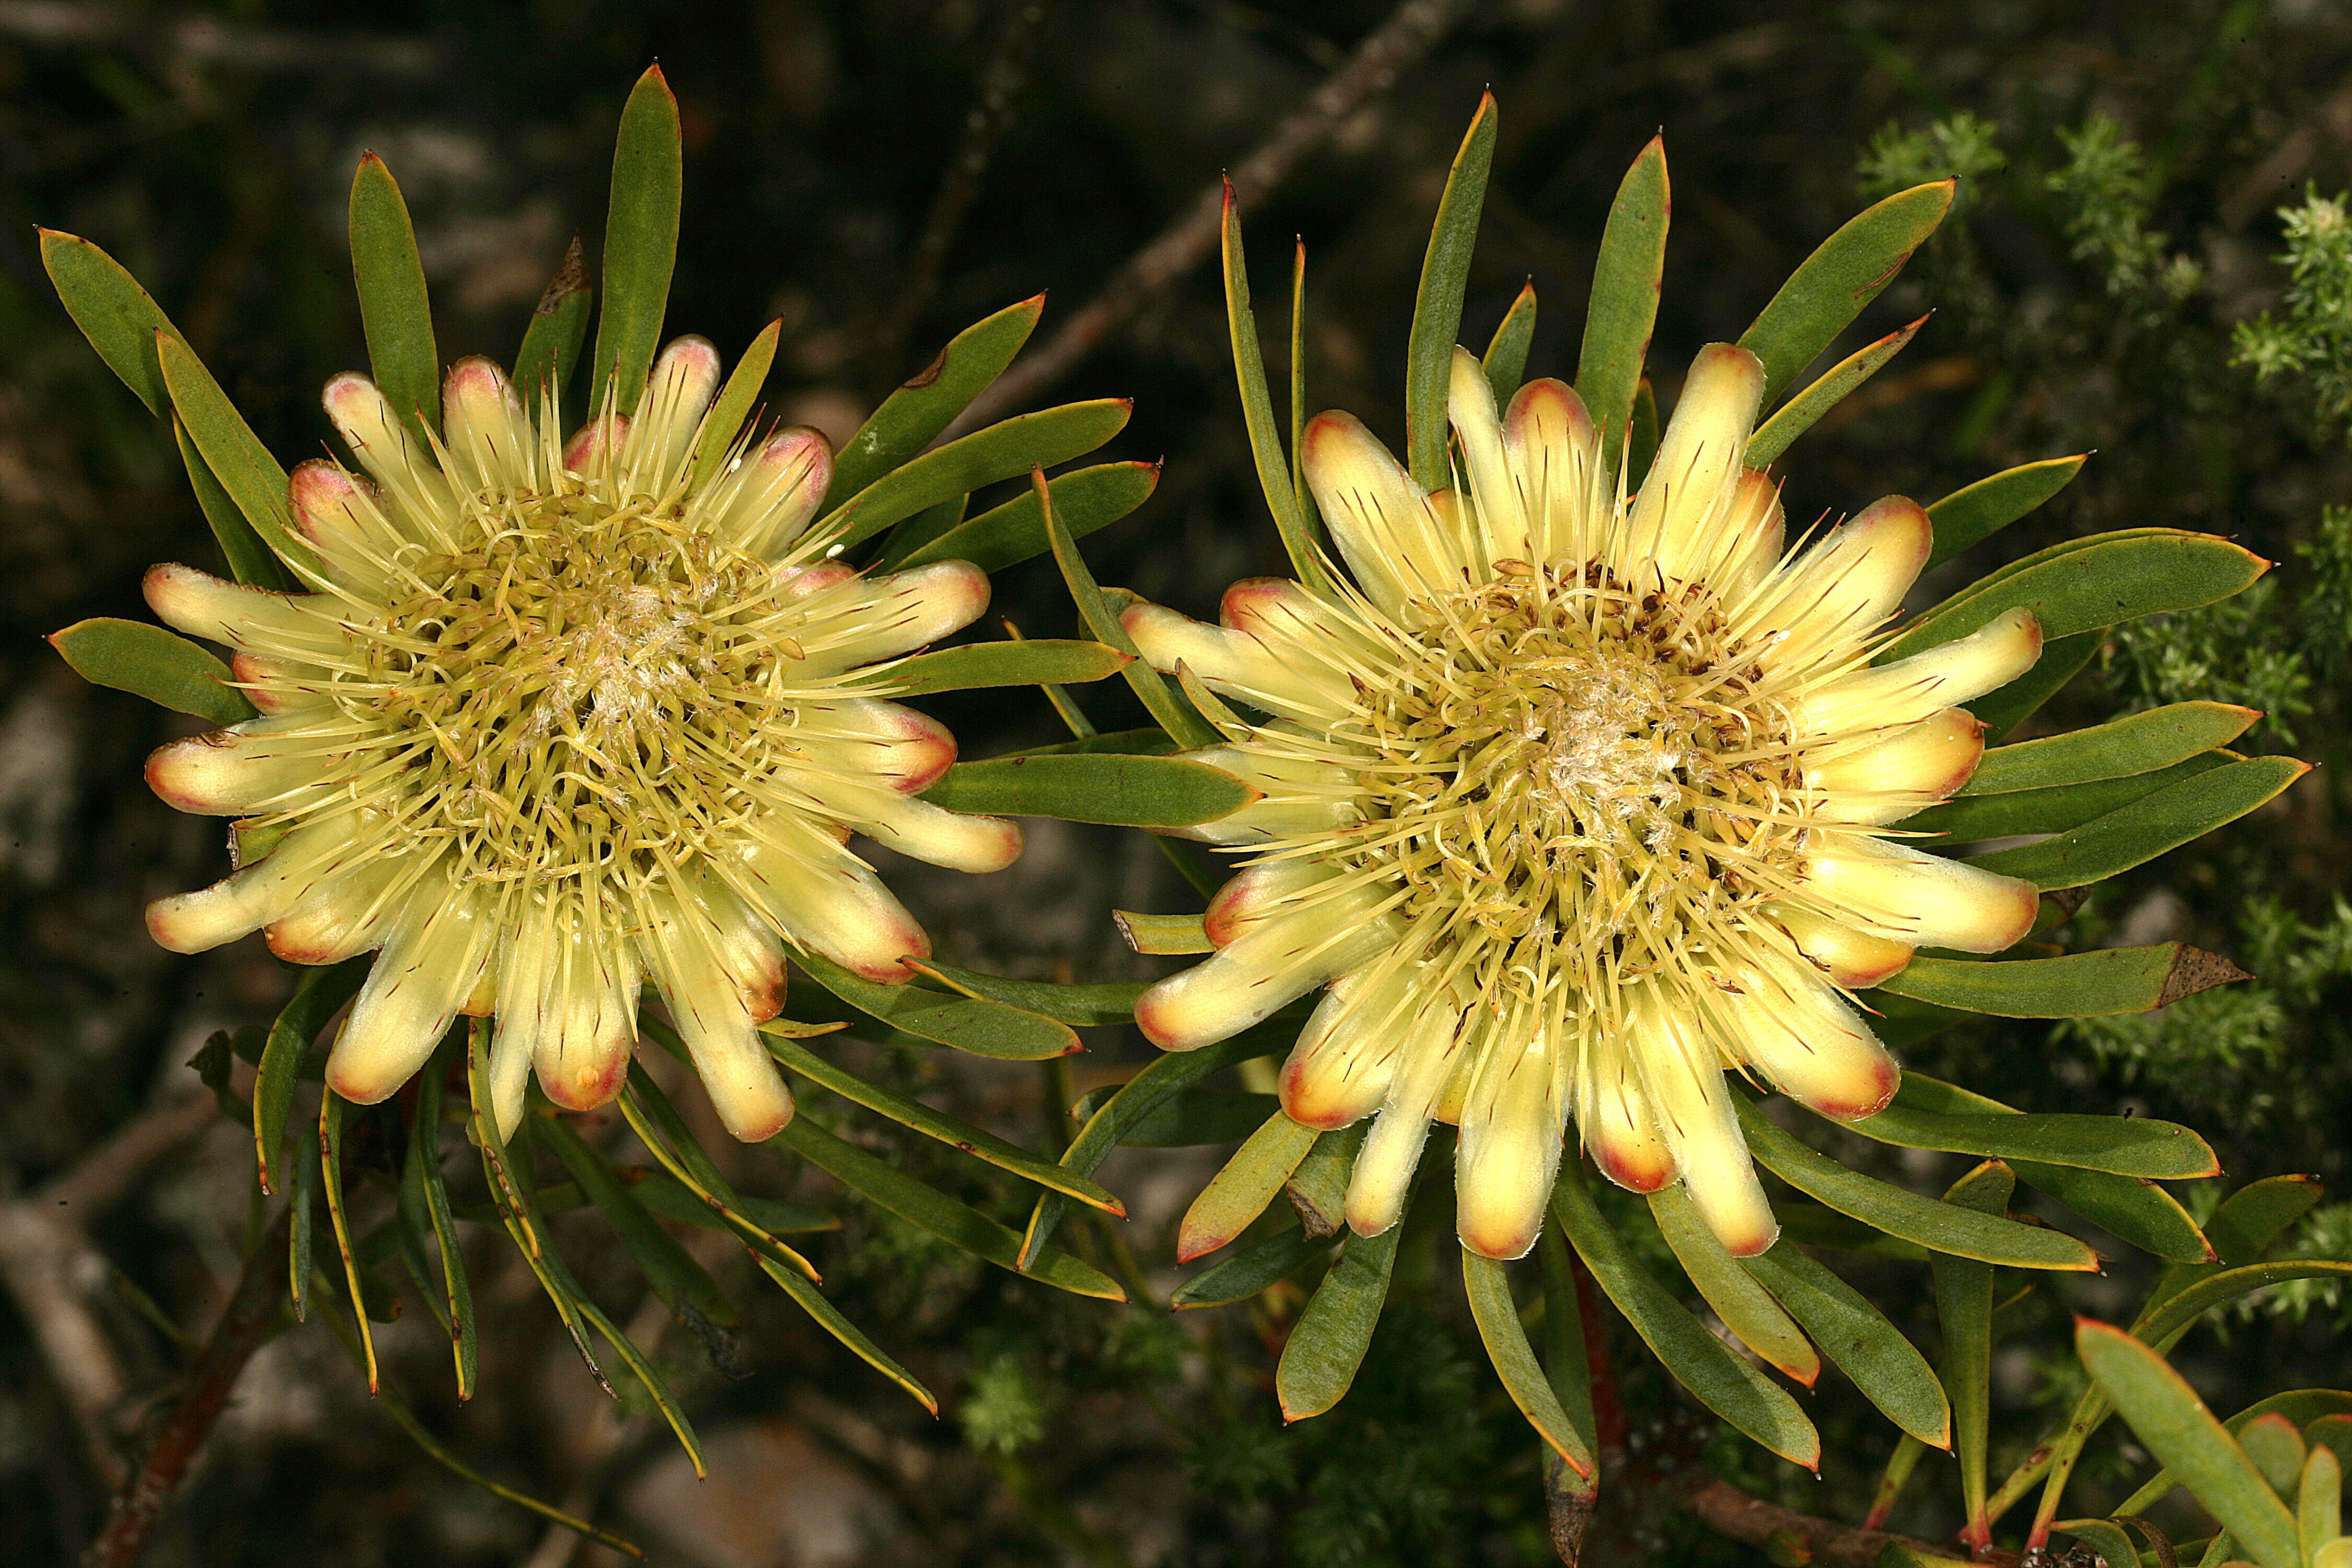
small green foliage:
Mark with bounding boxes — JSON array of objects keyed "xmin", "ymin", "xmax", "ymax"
[
  {"xmin": 2241, "ymin": 1204, "xmax": 2352, "ymax": 1329},
  {"xmin": 961, "ymin": 1352, "xmax": 1048, "ymax": 1456},
  {"xmin": 2099, "ymin": 580, "xmax": 2315, "ymax": 744},
  {"xmin": 2047, "ymin": 116, "xmax": 2204, "ymax": 310},
  {"xmin": 2235, "ymin": 188, "xmax": 2352, "ymax": 434},
  {"xmin": 2295, "ymin": 506, "xmax": 2352, "ymax": 681},
  {"xmin": 1857, "ymin": 111, "xmax": 2007, "ymax": 205}
]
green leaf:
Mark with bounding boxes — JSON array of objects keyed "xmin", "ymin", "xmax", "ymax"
[
  {"xmin": 513, "ymin": 239, "xmax": 591, "ymax": 413},
  {"xmin": 1740, "ymin": 180, "xmax": 1952, "ymax": 403},
  {"xmin": 824, "ymin": 295, "xmax": 1045, "ymax": 508},
  {"xmin": 1171, "ymin": 1225, "xmax": 1329, "ymax": 1310},
  {"xmin": 591, "ymin": 65, "xmax": 682, "ymax": 417},
  {"xmin": 1775, "ymin": 1200, "xmax": 1934, "ymax": 1262},
  {"xmin": 1575, "ymin": 136, "xmax": 1668, "ymax": 477},
  {"xmin": 763, "ymin": 1031, "xmax": 1121, "ymax": 1213},
  {"xmin": 2009, "ymin": 1161, "xmax": 2213, "ymax": 1264},
  {"xmin": 537, "ymin": 1114, "xmax": 738, "ymax": 1334},
  {"xmin": 1648, "ymin": 1185, "xmax": 1820, "ymax": 1385},
  {"xmin": 902, "ymin": 960, "xmax": 1142, "ymax": 1028},
  {"xmin": 156, "ymin": 333, "xmax": 301, "ymax": 570},
  {"xmin": 1965, "ymin": 704, "xmax": 2261, "ymax": 797},
  {"xmin": 1464, "ymin": 1249, "xmax": 1596, "ymax": 1474},
  {"xmin": 49, "ymin": 617, "xmax": 256, "ymax": 725},
  {"xmin": 1930, "ymin": 1161, "xmax": 2012, "ymax": 1543},
  {"xmin": 318, "ymin": 1092, "xmax": 378, "ymax": 1391},
  {"xmin": 790, "ymin": 948, "xmax": 1079, "ymax": 1060},
  {"xmin": 872, "ymin": 639, "xmax": 1130, "ymax": 697},
  {"xmin": 287, "ymin": 1117, "xmax": 318, "ymax": 1322},
  {"xmin": 347, "ymin": 153, "xmax": 439, "ymax": 440},
  {"xmin": 1066, "ymin": 1086, "xmax": 1274, "ymax": 1146},
  {"xmin": 887, "ymin": 459, "xmax": 1159, "ymax": 574},
  {"xmin": 2133, "ymin": 1260, "xmax": 2352, "ymax": 1355},
  {"xmin": 251, "ymin": 958, "xmax": 368, "ymax": 1194},
  {"xmin": 1223, "ymin": 184, "xmax": 1334, "ymax": 595},
  {"xmin": 1285, "ymin": 1124, "xmax": 1369, "ymax": 1239},
  {"xmin": 2053, "ymin": 1519, "xmax": 2143, "ymax": 1568},
  {"xmin": 2243, "ymin": 1416, "xmax": 2308, "ymax": 1498},
  {"xmin": 686, "ymin": 320, "xmax": 780, "ymax": 492},
  {"xmin": 1113, "ymin": 911, "xmax": 1213, "ymax": 954},
  {"xmin": 624, "ymin": 1172, "xmax": 837, "ymax": 1238},
  {"xmin": 1277, "ymin": 1223, "xmax": 1402, "ymax": 1420},
  {"xmin": 614, "ymin": 1058, "xmax": 821, "ymax": 1286},
  {"xmin": 1972, "ymin": 628, "xmax": 2102, "ymax": 740},
  {"xmin": 1179, "ymin": 1111, "xmax": 1318, "ymax": 1261},
  {"xmin": 1926, "ymin": 455, "xmax": 2088, "ymax": 570},
  {"xmin": 2199, "ymin": 1175, "xmax": 2327, "ymax": 1273},
  {"xmin": 1042, "ymin": 486, "xmax": 1220, "ymax": 749},
  {"xmin": 402, "ymin": 1053, "xmax": 477, "ymax": 1398},
  {"xmin": 746, "ymin": 1244, "xmax": 935, "ymax": 1412},
  {"xmin": 1909, "ymin": 754, "xmax": 2234, "ymax": 842},
  {"xmin": 2078, "ymin": 1321, "xmax": 2304, "ymax": 1568},
  {"xmin": 1885, "ymin": 531, "xmax": 2269, "ymax": 663},
  {"xmin": 40, "ymin": 228, "xmax": 185, "ymax": 416},
  {"xmin": 823, "ymin": 399, "xmax": 1132, "ymax": 553},
  {"xmin": 1744, "ymin": 1239, "xmax": 1952, "ymax": 1449},
  {"xmin": 775, "ymin": 1114, "xmax": 1124, "ymax": 1301},
  {"xmin": 1019, "ymin": 1025, "xmax": 1278, "ymax": 1270},
  {"xmin": 2117, "ymin": 1392, "xmax": 2352, "ymax": 1518},
  {"xmin": 1405, "ymin": 93, "xmax": 1498, "ymax": 490},
  {"xmin": 1535, "ymin": 1228, "xmax": 1599, "ymax": 1455},
  {"xmin": 1875, "ymin": 946, "xmax": 2250, "ymax": 1023},
  {"xmin": 1744, "ymin": 314, "xmax": 1923, "ymax": 468},
  {"xmin": 174, "ymin": 414, "xmax": 288, "ymax": 589},
  {"xmin": 1967, "ymin": 756, "xmax": 2312, "ymax": 890},
  {"xmin": 1553, "ymin": 1160, "xmax": 1819, "ymax": 1467},
  {"xmin": 1737, "ymin": 1099, "xmax": 2100, "ymax": 1270},
  {"xmin": 921, "ymin": 752, "xmax": 1252, "ymax": 828},
  {"xmin": 1482, "ymin": 281, "xmax": 1539, "ymax": 410}
]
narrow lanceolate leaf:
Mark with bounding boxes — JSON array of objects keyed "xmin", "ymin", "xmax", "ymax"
[
  {"xmin": 904, "ymin": 960, "xmax": 1146, "ymax": 1029},
  {"xmin": 889, "ymin": 459, "xmax": 1159, "ymax": 574},
  {"xmin": 824, "ymin": 399, "xmax": 1132, "ymax": 553},
  {"xmin": 1114, "ymin": 911, "xmax": 1214, "ymax": 954},
  {"xmin": 1464, "ymin": 1250, "xmax": 1596, "ymax": 1474},
  {"xmin": 174, "ymin": 416, "xmax": 288, "ymax": 589},
  {"xmin": 1965, "ymin": 704, "xmax": 2261, "ymax": 795},
  {"xmin": 1285, "ymin": 1124, "xmax": 1370, "ymax": 1239},
  {"xmin": 2117, "ymin": 1392, "xmax": 2352, "ymax": 1518},
  {"xmin": 1932, "ymin": 1161, "xmax": 2013, "ymax": 1547},
  {"xmin": 39, "ymin": 229, "xmax": 182, "ymax": 416},
  {"xmin": 1223, "ymin": 183, "xmax": 1334, "ymax": 596},
  {"xmin": 318, "ymin": 1092, "xmax": 378, "ymax": 1392},
  {"xmin": 1926, "ymin": 455, "xmax": 2088, "ymax": 570},
  {"xmin": 1405, "ymin": 93, "xmax": 1497, "ymax": 490},
  {"xmin": 155, "ymin": 333, "xmax": 300, "ymax": 569},
  {"xmin": 1967, "ymin": 756, "xmax": 2312, "ymax": 890},
  {"xmin": 872, "ymin": 639, "xmax": 1131, "ymax": 696},
  {"xmin": 49, "ymin": 618, "xmax": 255, "ymax": 727},
  {"xmin": 592, "ymin": 65, "xmax": 682, "ymax": 417},
  {"xmin": 2301, "ymin": 1446, "xmax": 2343, "ymax": 1562},
  {"xmin": 513, "ymin": 239, "xmax": 592, "ymax": 411},
  {"xmin": 1910, "ymin": 754, "xmax": 2232, "ymax": 841},
  {"xmin": 1277, "ymin": 1224, "xmax": 1402, "ymax": 1422},
  {"xmin": 1019, "ymin": 1026, "xmax": 1276, "ymax": 1270},
  {"xmin": 251, "ymin": 958, "xmax": 369, "ymax": 1194},
  {"xmin": 1744, "ymin": 1239, "xmax": 1952, "ymax": 1449},
  {"xmin": 921, "ymin": 753, "xmax": 1253, "ymax": 828},
  {"xmin": 348, "ymin": 153, "xmax": 439, "ymax": 439},
  {"xmin": 1649, "ymin": 1185, "xmax": 1819, "ymax": 1386},
  {"xmin": 1043, "ymin": 475, "xmax": 1220, "ymax": 749},
  {"xmin": 287, "ymin": 1119, "xmax": 319, "ymax": 1321},
  {"xmin": 775, "ymin": 1115, "xmax": 1124, "ymax": 1301},
  {"xmin": 747, "ymin": 1248, "xmax": 935, "ymax": 1413},
  {"xmin": 1553, "ymin": 1160, "xmax": 1819, "ymax": 1467},
  {"xmin": 1067, "ymin": 1086, "xmax": 1273, "ymax": 1147},
  {"xmin": 686, "ymin": 319, "xmax": 781, "ymax": 491},
  {"xmin": 2131, "ymin": 1260, "xmax": 2352, "ymax": 1354},
  {"xmin": 2078, "ymin": 1320, "xmax": 2304, "ymax": 1568},
  {"xmin": 1172, "ymin": 1225, "xmax": 1329, "ymax": 1310},
  {"xmin": 824, "ymin": 295, "xmax": 1045, "ymax": 508},
  {"xmin": 1576, "ymin": 137, "xmax": 1668, "ymax": 475},
  {"xmin": 537, "ymin": 1115, "xmax": 739, "ymax": 1332},
  {"xmin": 1536, "ymin": 1228, "xmax": 1599, "ymax": 1452},
  {"xmin": 404, "ymin": 1056, "xmax": 476, "ymax": 1399},
  {"xmin": 790, "ymin": 948, "xmax": 1080, "ymax": 1060},
  {"xmin": 1875, "ymin": 946, "xmax": 2251, "ymax": 1023},
  {"xmin": 2177, "ymin": 1175, "xmax": 2327, "ymax": 1285},
  {"xmin": 1888, "ymin": 531, "xmax": 2269, "ymax": 662},
  {"xmin": 1973, "ymin": 628, "xmax": 2102, "ymax": 740},
  {"xmin": 1740, "ymin": 180, "xmax": 1952, "ymax": 403},
  {"xmin": 1737, "ymin": 1099, "xmax": 2099, "ymax": 1270},
  {"xmin": 1483, "ymin": 281, "xmax": 1539, "ymax": 410},
  {"xmin": 763, "ymin": 1031, "xmax": 1122, "ymax": 1214},
  {"xmin": 615, "ymin": 1058, "xmax": 819, "ymax": 1285},
  {"xmin": 1179, "ymin": 1111, "xmax": 1319, "ymax": 1261},
  {"xmin": 1743, "ymin": 314, "xmax": 1923, "ymax": 468}
]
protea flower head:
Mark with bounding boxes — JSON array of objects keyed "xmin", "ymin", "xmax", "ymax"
[
  {"xmin": 1123, "ymin": 344, "xmax": 2045, "ymax": 1261},
  {"xmin": 142, "ymin": 340, "xmax": 1018, "ymax": 1142}
]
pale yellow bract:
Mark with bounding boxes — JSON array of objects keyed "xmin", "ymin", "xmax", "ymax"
[
  {"xmin": 140, "ymin": 339, "xmax": 1017, "ymax": 1144},
  {"xmin": 1124, "ymin": 344, "xmax": 2046, "ymax": 1261}
]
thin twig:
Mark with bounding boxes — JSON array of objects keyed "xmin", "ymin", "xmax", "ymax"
[
  {"xmin": 1679, "ymin": 1478, "xmax": 1989, "ymax": 1568},
  {"xmin": 83, "ymin": 1208, "xmax": 292, "ymax": 1568},
  {"xmin": 943, "ymin": 0, "xmax": 1479, "ymax": 436},
  {"xmin": 0, "ymin": 1090, "xmax": 218, "ymax": 1490}
]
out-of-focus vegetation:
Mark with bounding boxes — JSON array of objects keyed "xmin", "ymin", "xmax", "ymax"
[{"xmin": 3, "ymin": 3, "xmax": 2349, "ymax": 1565}]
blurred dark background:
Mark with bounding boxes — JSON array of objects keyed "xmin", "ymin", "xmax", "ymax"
[{"xmin": 4, "ymin": 2, "xmax": 2351, "ymax": 1564}]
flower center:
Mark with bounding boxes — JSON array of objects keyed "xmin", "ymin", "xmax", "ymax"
[
  {"xmin": 1343, "ymin": 559, "xmax": 1807, "ymax": 990},
  {"xmin": 342, "ymin": 480, "xmax": 806, "ymax": 892}
]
